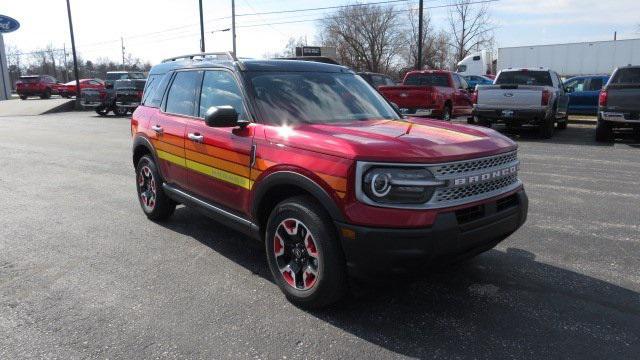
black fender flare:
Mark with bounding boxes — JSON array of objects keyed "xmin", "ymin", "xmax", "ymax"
[
  {"xmin": 132, "ymin": 135, "xmax": 165, "ymax": 182},
  {"xmin": 252, "ymin": 171, "xmax": 345, "ymax": 223}
]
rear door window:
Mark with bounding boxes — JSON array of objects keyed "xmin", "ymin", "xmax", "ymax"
[
  {"xmin": 145, "ymin": 73, "xmax": 172, "ymax": 108},
  {"xmin": 587, "ymin": 78, "xmax": 604, "ymax": 91},
  {"xmin": 164, "ymin": 71, "xmax": 202, "ymax": 116},
  {"xmin": 496, "ymin": 71, "xmax": 553, "ymax": 86}
]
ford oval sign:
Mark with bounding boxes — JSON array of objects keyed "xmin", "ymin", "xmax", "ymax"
[{"xmin": 0, "ymin": 15, "xmax": 20, "ymax": 33}]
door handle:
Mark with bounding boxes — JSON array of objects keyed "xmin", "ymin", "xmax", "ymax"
[
  {"xmin": 151, "ymin": 125, "xmax": 163, "ymax": 134},
  {"xmin": 188, "ymin": 133, "xmax": 204, "ymax": 143}
]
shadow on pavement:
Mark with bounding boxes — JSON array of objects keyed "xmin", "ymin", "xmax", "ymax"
[
  {"xmin": 161, "ymin": 207, "xmax": 640, "ymax": 358},
  {"xmin": 493, "ymin": 124, "xmax": 640, "ymax": 147}
]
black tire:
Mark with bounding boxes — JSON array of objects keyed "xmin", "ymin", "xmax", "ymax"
[
  {"xmin": 95, "ymin": 106, "xmax": 109, "ymax": 116},
  {"xmin": 466, "ymin": 117, "xmax": 476, "ymax": 125},
  {"xmin": 477, "ymin": 117, "xmax": 491, "ymax": 127},
  {"xmin": 556, "ymin": 118, "xmax": 568, "ymax": 130},
  {"xmin": 19, "ymin": 95, "xmax": 27, "ymax": 100},
  {"xmin": 595, "ymin": 120, "xmax": 613, "ymax": 142},
  {"xmin": 135, "ymin": 155, "xmax": 176, "ymax": 221},
  {"xmin": 113, "ymin": 106, "xmax": 127, "ymax": 116},
  {"xmin": 265, "ymin": 196, "xmax": 348, "ymax": 308},
  {"xmin": 538, "ymin": 113, "xmax": 555, "ymax": 139},
  {"xmin": 40, "ymin": 89, "xmax": 51, "ymax": 99},
  {"xmin": 441, "ymin": 104, "xmax": 452, "ymax": 121}
]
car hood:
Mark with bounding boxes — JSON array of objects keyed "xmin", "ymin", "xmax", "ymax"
[{"xmin": 263, "ymin": 118, "xmax": 517, "ymax": 163}]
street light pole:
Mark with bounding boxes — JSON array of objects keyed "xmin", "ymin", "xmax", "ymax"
[
  {"xmin": 199, "ymin": 0, "xmax": 205, "ymax": 52},
  {"xmin": 65, "ymin": 0, "xmax": 81, "ymax": 108},
  {"xmin": 417, "ymin": 0, "xmax": 423, "ymax": 70},
  {"xmin": 231, "ymin": 0, "xmax": 237, "ymax": 56}
]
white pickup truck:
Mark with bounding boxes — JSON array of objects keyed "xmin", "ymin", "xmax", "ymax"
[{"xmin": 471, "ymin": 68, "xmax": 569, "ymax": 138}]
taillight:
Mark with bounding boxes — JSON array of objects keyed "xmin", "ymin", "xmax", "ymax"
[
  {"xmin": 541, "ymin": 90, "xmax": 551, "ymax": 106},
  {"xmin": 471, "ymin": 90, "xmax": 478, "ymax": 104},
  {"xmin": 598, "ymin": 90, "xmax": 608, "ymax": 107}
]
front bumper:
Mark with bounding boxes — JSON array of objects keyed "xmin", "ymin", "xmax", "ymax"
[
  {"xmin": 337, "ymin": 189, "xmax": 528, "ymax": 279},
  {"xmin": 474, "ymin": 107, "xmax": 548, "ymax": 124}
]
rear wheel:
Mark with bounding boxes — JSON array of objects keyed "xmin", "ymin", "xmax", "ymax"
[
  {"xmin": 19, "ymin": 95, "xmax": 27, "ymax": 100},
  {"xmin": 595, "ymin": 120, "xmax": 613, "ymax": 142},
  {"xmin": 135, "ymin": 155, "xmax": 176, "ymax": 221},
  {"xmin": 538, "ymin": 113, "xmax": 555, "ymax": 139},
  {"xmin": 265, "ymin": 196, "xmax": 348, "ymax": 308}
]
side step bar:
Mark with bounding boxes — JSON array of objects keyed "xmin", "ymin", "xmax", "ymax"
[{"xmin": 162, "ymin": 183, "xmax": 260, "ymax": 240}]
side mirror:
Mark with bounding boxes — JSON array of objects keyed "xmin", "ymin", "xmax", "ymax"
[{"xmin": 204, "ymin": 106, "xmax": 247, "ymax": 128}]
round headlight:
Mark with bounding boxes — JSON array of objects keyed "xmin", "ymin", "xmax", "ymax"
[{"xmin": 371, "ymin": 173, "xmax": 391, "ymax": 197}]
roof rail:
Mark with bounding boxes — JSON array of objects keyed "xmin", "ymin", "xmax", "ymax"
[{"xmin": 161, "ymin": 51, "xmax": 244, "ymax": 69}]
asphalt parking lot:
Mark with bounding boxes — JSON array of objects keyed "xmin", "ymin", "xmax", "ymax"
[{"xmin": 1, "ymin": 112, "xmax": 639, "ymax": 359}]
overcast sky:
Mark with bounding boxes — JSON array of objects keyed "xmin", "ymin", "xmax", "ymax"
[{"xmin": 2, "ymin": 0, "xmax": 639, "ymax": 64}]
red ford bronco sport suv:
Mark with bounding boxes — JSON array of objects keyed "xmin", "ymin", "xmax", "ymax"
[{"xmin": 131, "ymin": 52, "xmax": 528, "ymax": 308}]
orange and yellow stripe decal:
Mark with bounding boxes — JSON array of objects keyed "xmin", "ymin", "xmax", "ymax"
[{"xmin": 152, "ymin": 138, "xmax": 347, "ymax": 197}]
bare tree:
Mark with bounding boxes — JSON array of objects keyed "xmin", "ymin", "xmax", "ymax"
[
  {"xmin": 319, "ymin": 3, "xmax": 405, "ymax": 73},
  {"xmin": 402, "ymin": 8, "xmax": 453, "ymax": 71},
  {"xmin": 448, "ymin": 0, "xmax": 494, "ymax": 62}
]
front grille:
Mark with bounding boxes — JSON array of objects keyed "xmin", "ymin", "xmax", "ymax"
[
  {"xmin": 432, "ymin": 151, "xmax": 518, "ymax": 176},
  {"xmin": 434, "ymin": 174, "xmax": 519, "ymax": 203}
]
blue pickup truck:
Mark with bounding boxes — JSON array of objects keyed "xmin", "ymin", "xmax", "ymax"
[{"xmin": 564, "ymin": 75, "xmax": 610, "ymax": 115}]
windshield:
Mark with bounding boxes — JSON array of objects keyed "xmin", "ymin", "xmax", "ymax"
[
  {"xmin": 496, "ymin": 71, "xmax": 552, "ymax": 86},
  {"xmin": 248, "ymin": 72, "xmax": 400, "ymax": 124},
  {"xmin": 106, "ymin": 72, "xmax": 145, "ymax": 80},
  {"xmin": 404, "ymin": 73, "xmax": 449, "ymax": 87},
  {"xmin": 611, "ymin": 68, "xmax": 640, "ymax": 85}
]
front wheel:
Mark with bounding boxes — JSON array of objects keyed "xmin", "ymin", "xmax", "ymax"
[
  {"xmin": 112, "ymin": 106, "xmax": 127, "ymax": 116},
  {"xmin": 19, "ymin": 95, "xmax": 27, "ymax": 100},
  {"xmin": 135, "ymin": 155, "xmax": 176, "ymax": 221},
  {"xmin": 441, "ymin": 105, "xmax": 452, "ymax": 121},
  {"xmin": 95, "ymin": 106, "xmax": 109, "ymax": 116},
  {"xmin": 265, "ymin": 196, "xmax": 348, "ymax": 308},
  {"xmin": 40, "ymin": 89, "xmax": 51, "ymax": 99}
]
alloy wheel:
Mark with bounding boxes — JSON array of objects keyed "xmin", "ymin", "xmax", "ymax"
[
  {"xmin": 273, "ymin": 218, "xmax": 320, "ymax": 291},
  {"xmin": 138, "ymin": 165, "xmax": 157, "ymax": 212}
]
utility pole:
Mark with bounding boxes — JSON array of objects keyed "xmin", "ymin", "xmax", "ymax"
[
  {"xmin": 65, "ymin": 0, "xmax": 81, "ymax": 108},
  {"xmin": 121, "ymin": 37, "xmax": 126, "ymax": 69},
  {"xmin": 417, "ymin": 0, "xmax": 423, "ymax": 70},
  {"xmin": 63, "ymin": 43, "xmax": 69, "ymax": 82},
  {"xmin": 199, "ymin": 0, "xmax": 205, "ymax": 52},
  {"xmin": 614, "ymin": 31, "xmax": 617, "ymax": 41},
  {"xmin": 231, "ymin": 0, "xmax": 237, "ymax": 56}
]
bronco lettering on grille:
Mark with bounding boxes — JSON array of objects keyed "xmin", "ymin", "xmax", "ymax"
[{"xmin": 452, "ymin": 165, "xmax": 518, "ymax": 186}]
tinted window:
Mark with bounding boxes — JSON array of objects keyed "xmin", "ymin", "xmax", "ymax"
[
  {"xmin": 19, "ymin": 76, "xmax": 39, "ymax": 83},
  {"xmin": 249, "ymin": 72, "xmax": 400, "ymax": 124},
  {"xmin": 404, "ymin": 73, "xmax": 449, "ymax": 86},
  {"xmin": 142, "ymin": 74, "xmax": 160, "ymax": 105},
  {"xmin": 587, "ymin": 78, "xmax": 604, "ymax": 91},
  {"xmin": 145, "ymin": 73, "xmax": 172, "ymax": 108},
  {"xmin": 611, "ymin": 68, "xmax": 640, "ymax": 84},
  {"xmin": 165, "ymin": 71, "xmax": 201, "ymax": 116},
  {"xmin": 383, "ymin": 76, "xmax": 395, "ymax": 86},
  {"xmin": 199, "ymin": 71, "xmax": 246, "ymax": 119},
  {"xmin": 495, "ymin": 71, "xmax": 553, "ymax": 86},
  {"xmin": 457, "ymin": 65, "xmax": 467, "ymax": 73}
]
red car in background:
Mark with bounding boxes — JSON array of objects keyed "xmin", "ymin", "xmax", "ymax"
[
  {"xmin": 378, "ymin": 70, "xmax": 474, "ymax": 121},
  {"xmin": 54, "ymin": 79, "xmax": 105, "ymax": 98},
  {"xmin": 15, "ymin": 75, "xmax": 59, "ymax": 100}
]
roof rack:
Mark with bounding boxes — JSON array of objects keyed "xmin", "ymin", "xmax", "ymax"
[{"xmin": 161, "ymin": 51, "xmax": 245, "ymax": 70}]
